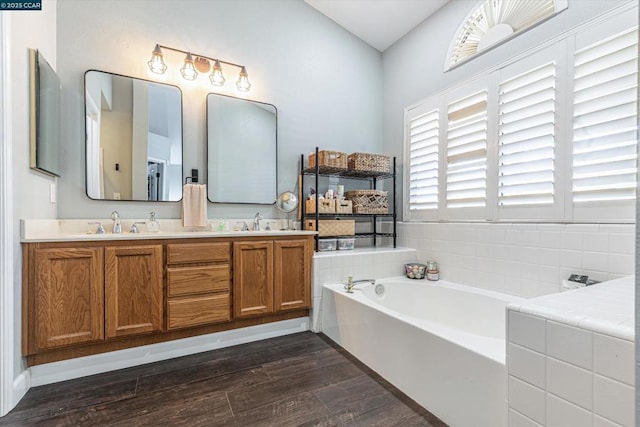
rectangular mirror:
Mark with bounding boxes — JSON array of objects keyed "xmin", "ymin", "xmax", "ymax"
[
  {"xmin": 207, "ymin": 93, "xmax": 277, "ymax": 204},
  {"xmin": 84, "ymin": 70, "xmax": 183, "ymax": 201},
  {"xmin": 29, "ymin": 48, "xmax": 62, "ymax": 177}
]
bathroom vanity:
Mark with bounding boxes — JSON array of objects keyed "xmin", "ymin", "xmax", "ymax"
[{"xmin": 21, "ymin": 227, "xmax": 314, "ymax": 366}]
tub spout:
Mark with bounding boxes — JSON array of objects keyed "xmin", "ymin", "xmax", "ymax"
[{"xmin": 344, "ymin": 277, "xmax": 375, "ymax": 293}]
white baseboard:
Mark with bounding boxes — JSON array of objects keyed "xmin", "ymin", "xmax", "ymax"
[
  {"xmin": 29, "ymin": 317, "xmax": 309, "ymax": 387},
  {"xmin": 10, "ymin": 370, "xmax": 29, "ymax": 411}
]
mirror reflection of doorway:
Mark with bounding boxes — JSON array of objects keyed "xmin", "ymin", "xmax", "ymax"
[{"xmin": 147, "ymin": 161, "xmax": 164, "ymax": 201}]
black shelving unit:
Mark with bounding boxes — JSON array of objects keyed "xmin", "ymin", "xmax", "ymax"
[{"xmin": 300, "ymin": 147, "xmax": 397, "ymax": 251}]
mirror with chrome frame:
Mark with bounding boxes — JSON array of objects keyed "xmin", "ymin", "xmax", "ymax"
[
  {"xmin": 207, "ymin": 93, "xmax": 277, "ymax": 204},
  {"xmin": 84, "ymin": 70, "xmax": 183, "ymax": 201}
]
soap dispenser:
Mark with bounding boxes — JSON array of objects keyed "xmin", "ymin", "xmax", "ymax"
[{"xmin": 147, "ymin": 211, "xmax": 160, "ymax": 233}]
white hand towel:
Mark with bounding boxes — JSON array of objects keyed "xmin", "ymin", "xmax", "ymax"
[{"xmin": 182, "ymin": 184, "xmax": 207, "ymax": 227}]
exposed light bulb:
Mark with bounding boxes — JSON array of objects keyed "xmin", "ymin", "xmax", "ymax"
[
  {"xmin": 236, "ymin": 66, "xmax": 251, "ymax": 92},
  {"xmin": 209, "ymin": 59, "xmax": 226, "ymax": 86},
  {"xmin": 180, "ymin": 52, "xmax": 198, "ymax": 81},
  {"xmin": 147, "ymin": 44, "xmax": 167, "ymax": 74}
]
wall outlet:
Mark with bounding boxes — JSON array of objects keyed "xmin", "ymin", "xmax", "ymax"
[
  {"xmin": 49, "ymin": 183, "xmax": 56, "ymax": 204},
  {"xmin": 113, "ymin": 192, "xmax": 121, "ymax": 200}
]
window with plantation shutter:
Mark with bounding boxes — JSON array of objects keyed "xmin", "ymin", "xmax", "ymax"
[
  {"xmin": 498, "ymin": 62, "xmax": 556, "ymax": 207},
  {"xmin": 572, "ymin": 27, "xmax": 638, "ymax": 205},
  {"xmin": 403, "ymin": 7, "xmax": 637, "ymax": 223},
  {"xmin": 408, "ymin": 108, "xmax": 439, "ymax": 211},
  {"xmin": 446, "ymin": 91, "xmax": 487, "ymax": 209}
]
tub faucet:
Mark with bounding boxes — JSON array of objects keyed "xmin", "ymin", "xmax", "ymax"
[
  {"xmin": 345, "ymin": 277, "xmax": 376, "ymax": 293},
  {"xmin": 111, "ymin": 211, "xmax": 122, "ymax": 234},
  {"xmin": 253, "ymin": 212, "xmax": 263, "ymax": 231}
]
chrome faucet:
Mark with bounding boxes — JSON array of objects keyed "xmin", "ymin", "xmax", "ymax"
[
  {"xmin": 88, "ymin": 221, "xmax": 105, "ymax": 234},
  {"xmin": 345, "ymin": 277, "xmax": 376, "ymax": 293},
  {"xmin": 129, "ymin": 222, "xmax": 146, "ymax": 233},
  {"xmin": 253, "ymin": 212, "xmax": 263, "ymax": 231},
  {"xmin": 111, "ymin": 211, "xmax": 122, "ymax": 234}
]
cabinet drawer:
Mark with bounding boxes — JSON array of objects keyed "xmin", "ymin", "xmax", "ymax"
[
  {"xmin": 167, "ymin": 265, "xmax": 230, "ymax": 297},
  {"xmin": 167, "ymin": 294, "xmax": 231, "ymax": 329},
  {"xmin": 167, "ymin": 242, "xmax": 230, "ymax": 264}
]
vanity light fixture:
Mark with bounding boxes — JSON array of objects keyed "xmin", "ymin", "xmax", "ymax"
[
  {"xmin": 180, "ymin": 52, "xmax": 198, "ymax": 81},
  {"xmin": 236, "ymin": 66, "xmax": 251, "ymax": 92},
  {"xmin": 147, "ymin": 44, "xmax": 167, "ymax": 74},
  {"xmin": 147, "ymin": 44, "xmax": 251, "ymax": 91},
  {"xmin": 209, "ymin": 59, "xmax": 225, "ymax": 86}
]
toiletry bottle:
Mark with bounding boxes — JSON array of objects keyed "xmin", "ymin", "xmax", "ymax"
[
  {"xmin": 427, "ymin": 260, "xmax": 439, "ymax": 281},
  {"xmin": 147, "ymin": 211, "xmax": 160, "ymax": 233}
]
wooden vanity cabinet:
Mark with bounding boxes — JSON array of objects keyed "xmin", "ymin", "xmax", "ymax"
[
  {"xmin": 26, "ymin": 247, "xmax": 104, "ymax": 351},
  {"xmin": 166, "ymin": 242, "xmax": 232, "ymax": 329},
  {"xmin": 23, "ymin": 234, "xmax": 312, "ymax": 365},
  {"xmin": 234, "ymin": 237, "xmax": 312, "ymax": 318},
  {"xmin": 105, "ymin": 245, "xmax": 163, "ymax": 338}
]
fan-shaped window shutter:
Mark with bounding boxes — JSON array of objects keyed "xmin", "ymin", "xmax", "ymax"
[
  {"xmin": 446, "ymin": 91, "xmax": 488, "ymax": 209},
  {"xmin": 498, "ymin": 62, "xmax": 556, "ymax": 207},
  {"xmin": 408, "ymin": 108, "xmax": 439, "ymax": 212},
  {"xmin": 572, "ymin": 27, "xmax": 638, "ymax": 206},
  {"xmin": 447, "ymin": 0, "xmax": 567, "ymax": 70}
]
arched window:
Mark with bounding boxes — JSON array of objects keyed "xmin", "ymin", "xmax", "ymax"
[{"xmin": 446, "ymin": 0, "xmax": 568, "ymax": 70}]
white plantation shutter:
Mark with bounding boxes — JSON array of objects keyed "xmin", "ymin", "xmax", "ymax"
[
  {"xmin": 446, "ymin": 91, "xmax": 487, "ymax": 209},
  {"xmin": 408, "ymin": 109, "xmax": 439, "ymax": 211},
  {"xmin": 403, "ymin": 9, "xmax": 636, "ymax": 223},
  {"xmin": 498, "ymin": 62, "xmax": 556, "ymax": 206},
  {"xmin": 572, "ymin": 27, "xmax": 638, "ymax": 204}
]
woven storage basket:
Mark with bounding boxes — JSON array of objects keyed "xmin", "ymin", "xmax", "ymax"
[
  {"xmin": 305, "ymin": 198, "xmax": 335, "ymax": 214},
  {"xmin": 308, "ymin": 150, "xmax": 348, "ymax": 169},
  {"xmin": 347, "ymin": 153, "xmax": 391, "ymax": 173},
  {"xmin": 344, "ymin": 190, "xmax": 389, "ymax": 214},
  {"xmin": 335, "ymin": 200, "xmax": 353, "ymax": 214},
  {"xmin": 304, "ymin": 219, "xmax": 355, "ymax": 236}
]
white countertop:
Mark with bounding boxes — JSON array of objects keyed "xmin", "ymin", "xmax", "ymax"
[
  {"xmin": 21, "ymin": 219, "xmax": 316, "ymax": 243},
  {"xmin": 507, "ymin": 275, "xmax": 635, "ymax": 341}
]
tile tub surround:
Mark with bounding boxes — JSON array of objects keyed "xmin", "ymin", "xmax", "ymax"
[
  {"xmin": 394, "ymin": 222, "xmax": 634, "ymax": 298},
  {"xmin": 506, "ymin": 276, "xmax": 635, "ymax": 427},
  {"xmin": 310, "ymin": 247, "xmax": 418, "ymax": 332}
]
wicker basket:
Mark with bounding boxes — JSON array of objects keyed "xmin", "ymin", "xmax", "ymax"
[
  {"xmin": 308, "ymin": 150, "xmax": 347, "ymax": 169},
  {"xmin": 305, "ymin": 198, "xmax": 335, "ymax": 214},
  {"xmin": 348, "ymin": 153, "xmax": 391, "ymax": 173},
  {"xmin": 344, "ymin": 190, "xmax": 389, "ymax": 214},
  {"xmin": 335, "ymin": 200, "xmax": 353, "ymax": 214},
  {"xmin": 304, "ymin": 219, "xmax": 355, "ymax": 236}
]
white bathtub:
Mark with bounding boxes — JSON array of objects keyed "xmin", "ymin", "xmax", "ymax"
[{"xmin": 321, "ymin": 277, "xmax": 522, "ymax": 427}]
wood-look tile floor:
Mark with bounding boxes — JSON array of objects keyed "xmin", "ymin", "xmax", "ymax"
[{"xmin": 0, "ymin": 332, "xmax": 446, "ymax": 427}]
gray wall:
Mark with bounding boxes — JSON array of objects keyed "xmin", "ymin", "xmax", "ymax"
[
  {"xmin": 8, "ymin": 0, "xmax": 57, "ymax": 393},
  {"xmin": 56, "ymin": 0, "xmax": 383, "ymax": 220},
  {"xmin": 381, "ymin": 0, "xmax": 632, "ymax": 220}
]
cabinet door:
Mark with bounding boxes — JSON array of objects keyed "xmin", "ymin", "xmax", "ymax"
[
  {"xmin": 34, "ymin": 247, "xmax": 104, "ymax": 350},
  {"xmin": 105, "ymin": 245, "xmax": 163, "ymax": 338},
  {"xmin": 274, "ymin": 239, "xmax": 312, "ymax": 311},
  {"xmin": 233, "ymin": 241, "xmax": 273, "ymax": 318}
]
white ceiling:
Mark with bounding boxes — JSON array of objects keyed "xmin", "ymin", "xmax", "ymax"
[{"xmin": 304, "ymin": 0, "xmax": 450, "ymax": 52}]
